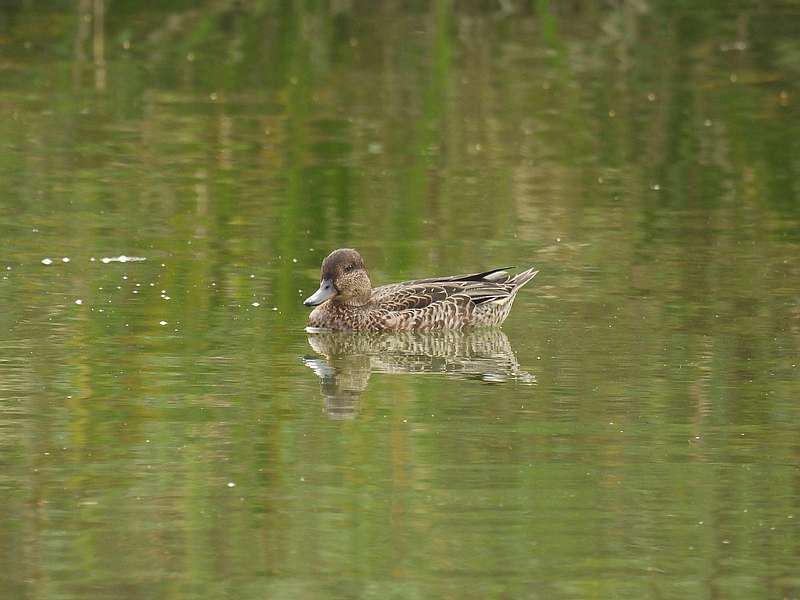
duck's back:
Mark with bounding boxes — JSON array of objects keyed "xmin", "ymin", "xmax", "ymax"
[{"xmin": 368, "ymin": 266, "xmax": 537, "ymax": 331}]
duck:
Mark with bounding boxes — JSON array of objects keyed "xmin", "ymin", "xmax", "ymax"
[{"xmin": 303, "ymin": 248, "xmax": 538, "ymax": 332}]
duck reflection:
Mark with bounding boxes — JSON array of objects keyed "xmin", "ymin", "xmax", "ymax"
[{"xmin": 303, "ymin": 329, "xmax": 535, "ymax": 418}]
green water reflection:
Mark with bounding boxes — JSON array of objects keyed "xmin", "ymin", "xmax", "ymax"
[{"xmin": 1, "ymin": 1, "xmax": 799, "ymax": 599}]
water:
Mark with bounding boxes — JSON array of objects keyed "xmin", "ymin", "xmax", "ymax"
[{"xmin": 1, "ymin": 2, "xmax": 799, "ymax": 599}]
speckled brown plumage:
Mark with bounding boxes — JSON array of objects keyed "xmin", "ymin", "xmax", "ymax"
[{"xmin": 304, "ymin": 248, "xmax": 538, "ymax": 332}]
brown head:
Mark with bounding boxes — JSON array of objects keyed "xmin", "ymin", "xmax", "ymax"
[{"xmin": 304, "ymin": 248, "xmax": 373, "ymax": 307}]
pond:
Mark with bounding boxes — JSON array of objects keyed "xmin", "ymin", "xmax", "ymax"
[{"xmin": 1, "ymin": 2, "xmax": 799, "ymax": 599}]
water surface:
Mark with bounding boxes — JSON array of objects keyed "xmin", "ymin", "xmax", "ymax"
[{"xmin": 1, "ymin": 2, "xmax": 799, "ymax": 599}]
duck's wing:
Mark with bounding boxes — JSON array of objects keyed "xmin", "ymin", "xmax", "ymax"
[
  {"xmin": 371, "ymin": 280, "xmax": 519, "ymax": 312},
  {"xmin": 372, "ymin": 267, "xmax": 512, "ymax": 301},
  {"xmin": 403, "ymin": 266, "xmax": 515, "ymax": 286}
]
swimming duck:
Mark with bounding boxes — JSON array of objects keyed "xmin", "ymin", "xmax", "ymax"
[{"xmin": 304, "ymin": 248, "xmax": 538, "ymax": 332}]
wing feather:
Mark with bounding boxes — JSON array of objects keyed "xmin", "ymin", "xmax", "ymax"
[
  {"xmin": 369, "ymin": 265, "xmax": 537, "ymax": 315},
  {"xmin": 399, "ymin": 266, "xmax": 514, "ymax": 286},
  {"xmin": 371, "ymin": 281, "xmax": 514, "ymax": 311},
  {"xmin": 373, "ymin": 284, "xmax": 453, "ymax": 311}
]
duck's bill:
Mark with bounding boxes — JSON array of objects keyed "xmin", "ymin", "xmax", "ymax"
[{"xmin": 304, "ymin": 279, "xmax": 337, "ymax": 306}]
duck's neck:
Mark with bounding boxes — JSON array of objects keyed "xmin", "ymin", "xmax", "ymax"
[
  {"xmin": 333, "ymin": 293, "xmax": 371, "ymax": 308},
  {"xmin": 332, "ymin": 277, "xmax": 372, "ymax": 307}
]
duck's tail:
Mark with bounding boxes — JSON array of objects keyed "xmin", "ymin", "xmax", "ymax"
[{"xmin": 508, "ymin": 267, "xmax": 538, "ymax": 291}]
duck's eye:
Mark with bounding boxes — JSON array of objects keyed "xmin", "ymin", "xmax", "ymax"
[{"xmin": 344, "ymin": 264, "xmax": 355, "ymax": 273}]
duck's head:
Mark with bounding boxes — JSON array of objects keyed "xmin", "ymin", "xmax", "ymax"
[{"xmin": 304, "ymin": 248, "xmax": 372, "ymax": 307}]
